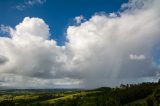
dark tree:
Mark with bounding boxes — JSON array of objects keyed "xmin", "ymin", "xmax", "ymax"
[{"xmin": 0, "ymin": 100, "xmax": 15, "ymax": 106}]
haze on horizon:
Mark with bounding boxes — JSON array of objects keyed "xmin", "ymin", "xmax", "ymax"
[{"xmin": 0, "ymin": 0, "xmax": 160, "ymax": 89}]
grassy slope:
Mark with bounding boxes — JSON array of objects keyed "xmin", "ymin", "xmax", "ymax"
[
  {"xmin": 41, "ymin": 91, "xmax": 100, "ymax": 104},
  {"xmin": 39, "ymin": 85, "xmax": 160, "ymax": 106}
]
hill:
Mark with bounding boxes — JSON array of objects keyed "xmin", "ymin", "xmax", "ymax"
[{"xmin": 0, "ymin": 82, "xmax": 159, "ymax": 106}]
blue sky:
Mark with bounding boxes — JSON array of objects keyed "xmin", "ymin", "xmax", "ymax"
[{"xmin": 0, "ymin": 0, "xmax": 127, "ymax": 45}]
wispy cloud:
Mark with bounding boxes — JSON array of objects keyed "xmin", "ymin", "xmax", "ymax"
[
  {"xmin": 74, "ymin": 15, "xmax": 86, "ymax": 24},
  {"xmin": 129, "ymin": 54, "xmax": 146, "ymax": 60},
  {"xmin": 16, "ymin": 0, "xmax": 46, "ymax": 11},
  {"xmin": 0, "ymin": 25, "xmax": 10, "ymax": 33},
  {"xmin": 0, "ymin": 25, "xmax": 12, "ymax": 37}
]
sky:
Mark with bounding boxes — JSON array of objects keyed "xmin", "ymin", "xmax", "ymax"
[
  {"xmin": 0, "ymin": 0, "xmax": 160, "ymax": 89},
  {"xmin": 0, "ymin": 0, "xmax": 128, "ymax": 45}
]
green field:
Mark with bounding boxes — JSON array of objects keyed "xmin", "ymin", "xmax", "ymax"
[{"xmin": 0, "ymin": 82, "xmax": 160, "ymax": 106}]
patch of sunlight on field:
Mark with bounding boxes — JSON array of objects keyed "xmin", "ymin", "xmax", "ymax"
[
  {"xmin": 42, "ymin": 91, "xmax": 101, "ymax": 104},
  {"xmin": 14, "ymin": 95, "xmax": 38, "ymax": 101}
]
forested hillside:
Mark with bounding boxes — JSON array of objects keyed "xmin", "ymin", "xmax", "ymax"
[{"xmin": 0, "ymin": 82, "xmax": 160, "ymax": 106}]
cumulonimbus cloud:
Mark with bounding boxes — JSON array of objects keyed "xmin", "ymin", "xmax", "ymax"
[{"xmin": 0, "ymin": 0, "xmax": 160, "ymax": 88}]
